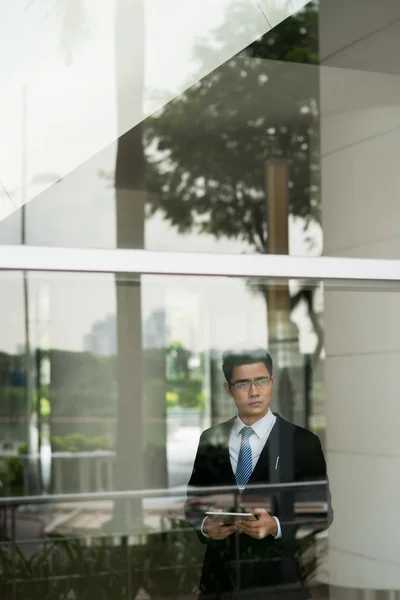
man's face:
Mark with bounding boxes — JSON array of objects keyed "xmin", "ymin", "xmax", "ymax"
[{"xmin": 224, "ymin": 361, "xmax": 275, "ymax": 424}]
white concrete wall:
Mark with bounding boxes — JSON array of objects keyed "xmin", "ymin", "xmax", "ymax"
[{"xmin": 320, "ymin": 0, "xmax": 400, "ymax": 592}]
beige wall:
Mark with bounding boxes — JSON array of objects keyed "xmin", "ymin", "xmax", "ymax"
[{"xmin": 320, "ymin": 0, "xmax": 400, "ymax": 593}]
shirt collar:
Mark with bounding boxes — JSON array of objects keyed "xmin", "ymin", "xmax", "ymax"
[{"xmin": 233, "ymin": 409, "xmax": 275, "ymax": 440}]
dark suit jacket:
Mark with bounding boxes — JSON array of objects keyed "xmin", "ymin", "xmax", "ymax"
[{"xmin": 185, "ymin": 413, "xmax": 333, "ymax": 600}]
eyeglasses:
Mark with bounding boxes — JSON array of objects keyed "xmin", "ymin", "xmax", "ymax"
[{"xmin": 230, "ymin": 377, "xmax": 273, "ymax": 391}]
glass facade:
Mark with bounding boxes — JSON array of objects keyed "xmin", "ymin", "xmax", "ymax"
[{"xmin": 1, "ymin": 1, "xmax": 400, "ymax": 598}]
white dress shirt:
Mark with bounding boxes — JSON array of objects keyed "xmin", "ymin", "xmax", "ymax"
[{"xmin": 201, "ymin": 409, "xmax": 282, "ymax": 539}]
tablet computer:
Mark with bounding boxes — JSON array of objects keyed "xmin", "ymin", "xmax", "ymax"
[{"xmin": 205, "ymin": 511, "xmax": 258, "ymax": 525}]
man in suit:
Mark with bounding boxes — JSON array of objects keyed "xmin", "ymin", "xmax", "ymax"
[{"xmin": 185, "ymin": 349, "xmax": 333, "ymax": 600}]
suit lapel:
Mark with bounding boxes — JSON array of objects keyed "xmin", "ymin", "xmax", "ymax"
[
  {"xmin": 266, "ymin": 413, "xmax": 284, "ymax": 483},
  {"xmin": 256, "ymin": 413, "xmax": 294, "ymax": 482},
  {"xmin": 222, "ymin": 418, "xmax": 236, "ymax": 484}
]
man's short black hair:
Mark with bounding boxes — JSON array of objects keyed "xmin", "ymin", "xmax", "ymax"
[{"xmin": 222, "ymin": 348, "xmax": 273, "ymax": 383}]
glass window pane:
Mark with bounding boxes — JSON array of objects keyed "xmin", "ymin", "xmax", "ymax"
[
  {"xmin": 3, "ymin": 0, "xmax": 400, "ymax": 268},
  {"xmin": 0, "ymin": 3, "xmax": 320, "ymax": 258},
  {"xmin": 0, "ymin": 269, "xmax": 397, "ymax": 598}
]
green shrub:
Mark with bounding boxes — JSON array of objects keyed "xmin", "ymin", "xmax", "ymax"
[
  {"xmin": 176, "ymin": 387, "xmax": 200, "ymax": 408},
  {"xmin": 0, "ymin": 387, "xmax": 26, "ymax": 417},
  {"xmin": 0, "ymin": 536, "xmax": 143, "ymax": 600},
  {"xmin": 51, "ymin": 434, "xmax": 111, "ymax": 453},
  {"xmin": 2, "ymin": 456, "xmax": 23, "ymax": 495},
  {"xmin": 166, "ymin": 378, "xmax": 203, "ymax": 409},
  {"xmin": 166, "ymin": 391, "xmax": 179, "ymax": 408}
]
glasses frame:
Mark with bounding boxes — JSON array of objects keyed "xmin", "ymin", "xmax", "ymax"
[{"xmin": 230, "ymin": 377, "xmax": 273, "ymax": 391}]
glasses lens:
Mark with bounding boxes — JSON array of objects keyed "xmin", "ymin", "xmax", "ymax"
[
  {"xmin": 237, "ymin": 382, "xmax": 250, "ymax": 390},
  {"xmin": 256, "ymin": 378, "xmax": 269, "ymax": 387}
]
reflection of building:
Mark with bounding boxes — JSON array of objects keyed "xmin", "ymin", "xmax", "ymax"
[
  {"xmin": 84, "ymin": 311, "xmax": 167, "ymax": 354},
  {"xmin": 83, "ymin": 315, "xmax": 116, "ymax": 357},
  {"xmin": 143, "ymin": 310, "xmax": 167, "ymax": 349}
]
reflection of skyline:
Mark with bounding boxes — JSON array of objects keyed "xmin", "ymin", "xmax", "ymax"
[
  {"xmin": 83, "ymin": 310, "xmax": 170, "ymax": 355},
  {"xmin": 144, "ymin": 310, "xmax": 168, "ymax": 349},
  {"xmin": 83, "ymin": 314, "xmax": 116, "ymax": 357},
  {"xmin": 0, "ymin": 258, "xmax": 318, "ymax": 356},
  {"xmin": 0, "ymin": 270, "xmax": 270, "ymax": 355}
]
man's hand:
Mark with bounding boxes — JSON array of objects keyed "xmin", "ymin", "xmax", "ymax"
[
  {"xmin": 236, "ymin": 508, "xmax": 277, "ymax": 539},
  {"xmin": 204, "ymin": 509, "xmax": 237, "ymax": 541}
]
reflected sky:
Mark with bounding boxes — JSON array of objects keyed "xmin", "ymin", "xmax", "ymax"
[{"xmin": 0, "ymin": 0, "xmax": 273, "ymax": 216}]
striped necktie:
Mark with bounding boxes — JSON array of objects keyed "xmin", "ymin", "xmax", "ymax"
[{"xmin": 235, "ymin": 426, "xmax": 255, "ymax": 493}]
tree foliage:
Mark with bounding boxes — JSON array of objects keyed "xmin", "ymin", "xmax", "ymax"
[{"xmin": 144, "ymin": 1, "xmax": 320, "ymax": 250}]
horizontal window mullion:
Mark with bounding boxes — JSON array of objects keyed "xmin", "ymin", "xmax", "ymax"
[{"xmin": 0, "ymin": 245, "xmax": 399, "ymax": 283}]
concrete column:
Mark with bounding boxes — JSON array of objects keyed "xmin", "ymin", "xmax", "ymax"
[{"xmin": 320, "ymin": 0, "xmax": 400, "ymax": 596}]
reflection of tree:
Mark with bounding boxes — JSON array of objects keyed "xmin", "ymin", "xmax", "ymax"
[
  {"xmin": 278, "ymin": 366, "xmax": 294, "ymax": 422},
  {"xmin": 145, "ymin": 1, "xmax": 320, "ymax": 234},
  {"xmin": 144, "ymin": 1, "xmax": 323, "ymax": 366},
  {"xmin": 168, "ymin": 341, "xmax": 190, "ymax": 380},
  {"xmin": 291, "ymin": 281, "xmax": 324, "ymax": 369}
]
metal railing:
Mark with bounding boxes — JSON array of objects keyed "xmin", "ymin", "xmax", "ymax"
[{"xmin": 0, "ymin": 480, "xmax": 329, "ymax": 600}]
